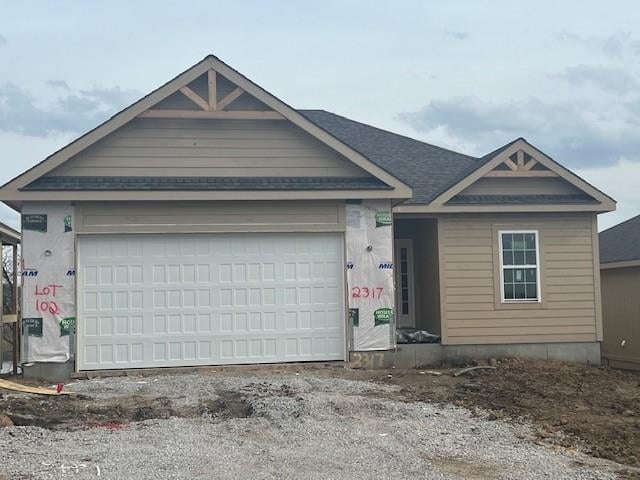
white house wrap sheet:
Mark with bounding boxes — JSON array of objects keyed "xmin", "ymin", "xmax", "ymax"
[
  {"xmin": 21, "ymin": 203, "xmax": 76, "ymax": 363},
  {"xmin": 345, "ymin": 199, "xmax": 395, "ymax": 350}
]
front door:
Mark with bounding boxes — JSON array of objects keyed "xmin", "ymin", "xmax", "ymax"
[{"xmin": 394, "ymin": 239, "xmax": 415, "ymax": 328}]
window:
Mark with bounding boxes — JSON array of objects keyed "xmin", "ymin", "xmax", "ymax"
[{"xmin": 499, "ymin": 230, "xmax": 540, "ymax": 302}]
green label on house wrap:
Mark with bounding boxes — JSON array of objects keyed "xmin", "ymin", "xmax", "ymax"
[
  {"xmin": 375, "ymin": 211, "xmax": 392, "ymax": 228},
  {"xmin": 22, "ymin": 214, "xmax": 47, "ymax": 233},
  {"xmin": 374, "ymin": 308, "xmax": 393, "ymax": 326},
  {"xmin": 349, "ymin": 308, "xmax": 359, "ymax": 327},
  {"xmin": 60, "ymin": 317, "xmax": 76, "ymax": 336},
  {"xmin": 23, "ymin": 318, "xmax": 43, "ymax": 337}
]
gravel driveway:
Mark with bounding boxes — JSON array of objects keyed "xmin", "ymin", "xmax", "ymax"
[{"xmin": 0, "ymin": 370, "xmax": 620, "ymax": 479}]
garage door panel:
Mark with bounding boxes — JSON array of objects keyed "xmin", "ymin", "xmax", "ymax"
[{"xmin": 78, "ymin": 233, "xmax": 345, "ymax": 370}]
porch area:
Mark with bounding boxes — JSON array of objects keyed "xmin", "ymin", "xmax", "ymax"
[{"xmin": 393, "ymin": 217, "xmax": 441, "ymax": 343}]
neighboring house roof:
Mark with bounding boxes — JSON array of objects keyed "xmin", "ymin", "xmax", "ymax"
[
  {"xmin": 24, "ymin": 176, "xmax": 388, "ymax": 191},
  {"xmin": 299, "ymin": 110, "xmax": 478, "ymax": 204},
  {"xmin": 600, "ymin": 214, "xmax": 640, "ymax": 264},
  {"xmin": 0, "ymin": 221, "xmax": 20, "ymax": 245}
]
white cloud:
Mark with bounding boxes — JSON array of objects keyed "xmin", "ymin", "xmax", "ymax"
[
  {"xmin": 399, "ymin": 95, "xmax": 640, "ymax": 167},
  {"xmin": 0, "ymin": 130, "xmax": 74, "ymax": 231},
  {"xmin": 556, "ymin": 31, "xmax": 639, "ymax": 58},
  {"xmin": 0, "ymin": 81, "xmax": 141, "ymax": 137},
  {"xmin": 551, "ymin": 65, "xmax": 640, "ymax": 96}
]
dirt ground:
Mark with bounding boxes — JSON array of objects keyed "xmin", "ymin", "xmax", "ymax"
[
  {"xmin": 1, "ymin": 359, "xmax": 639, "ymax": 478},
  {"xmin": 381, "ymin": 360, "xmax": 640, "ymax": 471}
]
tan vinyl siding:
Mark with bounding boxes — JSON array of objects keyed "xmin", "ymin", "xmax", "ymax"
[
  {"xmin": 49, "ymin": 118, "xmax": 370, "ymax": 178},
  {"xmin": 601, "ymin": 266, "xmax": 640, "ymax": 370},
  {"xmin": 75, "ymin": 200, "xmax": 345, "ymax": 234},
  {"xmin": 439, "ymin": 213, "xmax": 598, "ymax": 345},
  {"xmin": 460, "ymin": 177, "xmax": 584, "ymax": 196}
]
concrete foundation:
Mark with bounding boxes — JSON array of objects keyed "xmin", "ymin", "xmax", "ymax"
[
  {"xmin": 20, "ymin": 342, "xmax": 602, "ymax": 380},
  {"xmin": 22, "ymin": 361, "xmax": 75, "ymax": 382},
  {"xmin": 349, "ymin": 342, "xmax": 602, "ymax": 369}
]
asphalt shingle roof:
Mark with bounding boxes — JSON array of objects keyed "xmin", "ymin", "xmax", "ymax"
[
  {"xmin": 23, "ymin": 176, "xmax": 389, "ymax": 191},
  {"xmin": 599, "ymin": 214, "xmax": 640, "ymax": 264},
  {"xmin": 20, "ymin": 109, "xmax": 606, "ymax": 207},
  {"xmin": 299, "ymin": 110, "xmax": 479, "ymax": 203}
]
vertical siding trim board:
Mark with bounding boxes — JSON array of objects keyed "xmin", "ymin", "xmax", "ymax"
[
  {"xmin": 438, "ymin": 214, "xmax": 598, "ymax": 345},
  {"xmin": 437, "ymin": 219, "xmax": 449, "ymax": 344},
  {"xmin": 591, "ymin": 216, "xmax": 604, "ymax": 342}
]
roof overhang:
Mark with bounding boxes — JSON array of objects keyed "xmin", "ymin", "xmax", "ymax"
[
  {"xmin": 394, "ymin": 202, "xmax": 614, "ymax": 214},
  {"xmin": 600, "ymin": 259, "xmax": 640, "ymax": 270},
  {"xmin": 394, "ymin": 138, "xmax": 615, "ymax": 214},
  {"xmin": 0, "ymin": 222, "xmax": 20, "ymax": 245}
]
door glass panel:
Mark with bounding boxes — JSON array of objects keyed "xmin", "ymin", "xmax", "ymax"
[{"xmin": 399, "ymin": 247, "xmax": 410, "ymax": 315}]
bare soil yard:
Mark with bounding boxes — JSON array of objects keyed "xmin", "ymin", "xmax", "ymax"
[
  {"xmin": 375, "ymin": 359, "xmax": 640, "ymax": 471},
  {"xmin": 0, "ymin": 359, "xmax": 638, "ymax": 479}
]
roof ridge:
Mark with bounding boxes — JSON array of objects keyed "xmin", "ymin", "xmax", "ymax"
[
  {"xmin": 600, "ymin": 213, "xmax": 640, "ymax": 234},
  {"xmin": 298, "ymin": 109, "xmax": 479, "ymax": 160}
]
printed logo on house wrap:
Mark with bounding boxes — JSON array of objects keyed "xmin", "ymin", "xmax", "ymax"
[
  {"xmin": 373, "ymin": 307, "xmax": 393, "ymax": 326},
  {"xmin": 378, "ymin": 262, "xmax": 393, "ymax": 270},
  {"xmin": 375, "ymin": 211, "xmax": 392, "ymax": 228},
  {"xmin": 346, "ymin": 262, "xmax": 354, "ymax": 270}
]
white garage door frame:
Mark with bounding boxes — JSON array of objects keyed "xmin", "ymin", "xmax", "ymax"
[{"xmin": 75, "ymin": 232, "xmax": 348, "ymax": 371}]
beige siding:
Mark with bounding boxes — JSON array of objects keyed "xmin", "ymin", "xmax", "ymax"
[
  {"xmin": 75, "ymin": 201, "xmax": 345, "ymax": 234},
  {"xmin": 460, "ymin": 177, "xmax": 584, "ymax": 196},
  {"xmin": 49, "ymin": 118, "xmax": 370, "ymax": 178},
  {"xmin": 439, "ymin": 213, "xmax": 598, "ymax": 345},
  {"xmin": 601, "ymin": 267, "xmax": 640, "ymax": 370}
]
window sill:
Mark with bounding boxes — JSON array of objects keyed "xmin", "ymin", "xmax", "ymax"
[{"xmin": 497, "ymin": 299, "xmax": 544, "ymax": 310}]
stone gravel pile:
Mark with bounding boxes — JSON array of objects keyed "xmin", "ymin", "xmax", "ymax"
[{"xmin": 0, "ymin": 372, "xmax": 621, "ymax": 479}]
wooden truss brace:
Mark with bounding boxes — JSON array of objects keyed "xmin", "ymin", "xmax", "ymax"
[
  {"xmin": 485, "ymin": 150, "xmax": 556, "ymax": 177},
  {"xmin": 140, "ymin": 69, "xmax": 284, "ymax": 120}
]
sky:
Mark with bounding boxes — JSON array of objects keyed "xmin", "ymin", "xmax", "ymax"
[{"xmin": 1, "ymin": 1, "xmax": 639, "ymax": 230}]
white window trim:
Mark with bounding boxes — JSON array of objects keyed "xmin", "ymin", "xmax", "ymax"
[{"xmin": 498, "ymin": 229, "xmax": 541, "ymax": 303}]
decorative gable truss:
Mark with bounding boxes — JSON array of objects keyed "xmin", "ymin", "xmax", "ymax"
[
  {"xmin": 484, "ymin": 149, "xmax": 556, "ymax": 177},
  {"xmin": 140, "ymin": 69, "xmax": 284, "ymax": 120},
  {"xmin": 396, "ymin": 138, "xmax": 615, "ymax": 213}
]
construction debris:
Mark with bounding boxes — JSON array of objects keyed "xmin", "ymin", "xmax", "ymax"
[
  {"xmin": 453, "ymin": 366, "xmax": 497, "ymax": 377},
  {"xmin": 0, "ymin": 379, "xmax": 73, "ymax": 396}
]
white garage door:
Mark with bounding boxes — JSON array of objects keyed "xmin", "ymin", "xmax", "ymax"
[{"xmin": 77, "ymin": 233, "xmax": 345, "ymax": 370}]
